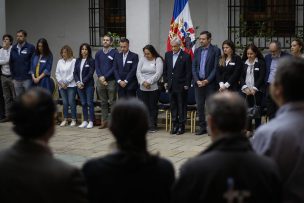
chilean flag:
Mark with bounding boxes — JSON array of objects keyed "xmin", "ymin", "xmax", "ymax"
[{"xmin": 167, "ymin": 0, "xmax": 196, "ymax": 59}]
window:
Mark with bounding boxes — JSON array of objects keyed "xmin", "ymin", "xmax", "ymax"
[
  {"xmin": 228, "ymin": 0, "xmax": 304, "ymax": 49},
  {"xmin": 89, "ymin": 0, "xmax": 126, "ymax": 47}
]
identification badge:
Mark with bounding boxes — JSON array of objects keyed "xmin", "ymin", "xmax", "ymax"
[
  {"xmin": 254, "ymin": 68, "xmax": 259, "ymax": 71},
  {"xmin": 229, "ymin": 62, "xmax": 235, "ymax": 65},
  {"xmin": 40, "ymin": 60, "xmax": 46, "ymax": 63},
  {"xmin": 108, "ymin": 56, "xmax": 113, "ymax": 60},
  {"xmin": 127, "ymin": 61, "xmax": 133, "ymax": 64},
  {"xmin": 85, "ymin": 64, "xmax": 90, "ymax": 67},
  {"xmin": 21, "ymin": 50, "xmax": 27, "ymax": 54}
]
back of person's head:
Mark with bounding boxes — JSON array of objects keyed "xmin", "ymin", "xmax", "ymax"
[
  {"xmin": 109, "ymin": 98, "xmax": 149, "ymax": 154},
  {"xmin": 9, "ymin": 87, "xmax": 57, "ymax": 140},
  {"xmin": 206, "ymin": 92, "xmax": 247, "ymax": 135},
  {"xmin": 273, "ymin": 57, "xmax": 304, "ymax": 103}
]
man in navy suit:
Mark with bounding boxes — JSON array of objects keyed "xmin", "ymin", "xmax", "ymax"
[
  {"xmin": 113, "ymin": 38, "xmax": 139, "ymax": 98},
  {"xmin": 264, "ymin": 40, "xmax": 290, "ymax": 119},
  {"xmin": 192, "ymin": 31, "xmax": 221, "ymax": 135},
  {"xmin": 163, "ymin": 37, "xmax": 192, "ymax": 135}
]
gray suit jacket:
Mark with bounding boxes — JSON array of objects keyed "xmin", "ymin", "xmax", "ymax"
[{"xmin": 252, "ymin": 102, "xmax": 304, "ymax": 203}]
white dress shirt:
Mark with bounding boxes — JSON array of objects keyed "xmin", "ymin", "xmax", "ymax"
[
  {"xmin": 55, "ymin": 58, "xmax": 76, "ymax": 88},
  {"xmin": 0, "ymin": 46, "xmax": 12, "ymax": 76}
]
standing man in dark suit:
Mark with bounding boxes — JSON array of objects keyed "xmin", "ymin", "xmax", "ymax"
[
  {"xmin": 192, "ymin": 31, "xmax": 221, "ymax": 135},
  {"xmin": 113, "ymin": 38, "xmax": 139, "ymax": 98},
  {"xmin": 163, "ymin": 37, "xmax": 192, "ymax": 135},
  {"xmin": 264, "ymin": 40, "xmax": 290, "ymax": 119},
  {"xmin": 0, "ymin": 88, "xmax": 88, "ymax": 203}
]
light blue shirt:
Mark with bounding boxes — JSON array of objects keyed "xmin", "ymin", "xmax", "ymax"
[
  {"xmin": 251, "ymin": 102, "xmax": 304, "ymax": 202},
  {"xmin": 199, "ymin": 47, "xmax": 209, "ymax": 79},
  {"xmin": 267, "ymin": 58, "xmax": 278, "ymax": 83},
  {"xmin": 172, "ymin": 49, "xmax": 181, "ymax": 68}
]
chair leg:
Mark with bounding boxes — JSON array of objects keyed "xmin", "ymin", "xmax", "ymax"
[
  {"xmin": 165, "ymin": 111, "xmax": 168, "ymax": 131},
  {"xmin": 194, "ymin": 111, "xmax": 197, "ymax": 132},
  {"xmin": 169, "ymin": 112, "xmax": 172, "ymax": 132},
  {"xmin": 190, "ymin": 111, "xmax": 193, "ymax": 133}
]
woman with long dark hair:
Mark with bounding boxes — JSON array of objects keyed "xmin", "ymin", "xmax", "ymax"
[
  {"xmin": 82, "ymin": 98, "xmax": 175, "ymax": 203},
  {"xmin": 30, "ymin": 38, "xmax": 53, "ymax": 93},
  {"xmin": 216, "ymin": 40, "xmax": 242, "ymax": 92},
  {"xmin": 136, "ymin": 44, "xmax": 163, "ymax": 133},
  {"xmin": 240, "ymin": 44, "xmax": 266, "ymax": 136},
  {"xmin": 73, "ymin": 43, "xmax": 95, "ymax": 129}
]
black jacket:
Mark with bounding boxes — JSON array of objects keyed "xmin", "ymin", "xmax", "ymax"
[
  {"xmin": 82, "ymin": 152, "xmax": 175, "ymax": 203},
  {"xmin": 216, "ymin": 54, "xmax": 243, "ymax": 91},
  {"xmin": 240, "ymin": 59, "xmax": 266, "ymax": 92},
  {"xmin": 172, "ymin": 134, "xmax": 281, "ymax": 203},
  {"xmin": 163, "ymin": 50, "xmax": 192, "ymax": 92},
  {"xmin": 0, "ymin": 139, "xmax": 88, "ymax": 203}
]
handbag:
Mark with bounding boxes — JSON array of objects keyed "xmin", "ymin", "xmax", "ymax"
[{"xmin": 247, "ymin": 95, "xmax": 261, "ymax": 119}]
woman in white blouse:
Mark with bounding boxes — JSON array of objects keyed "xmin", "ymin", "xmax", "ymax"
[
  {"xmin": 55, "ymin": 45, "xmax": 77, "ymax": 127},
  {"xmin": 240, "ymin": 44, "xmax": 266, "ymax": 136},
  {"xmin": 136, "ymin": 45, "xmax": 163, "ymax": 133}
]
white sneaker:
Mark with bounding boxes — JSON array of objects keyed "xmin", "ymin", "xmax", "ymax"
[
  {"xmin": 86, "ymin": 121, "xmax": 94, "ymax": 129},
  {"xmin": 70, "ymin": 119, "xmax": 77, "ymax": 127},
  {"xmin": 79, "ymin": 121, "xmax": 88, "ymax": 128},
  {"xmin": 60, "ymin": 120, "xmax": 67, "ymax": 127}
]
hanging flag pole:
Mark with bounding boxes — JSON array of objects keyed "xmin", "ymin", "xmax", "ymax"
[{"xmin": 167, "ymin": 0, "xmax": 196, "ymax": 59}]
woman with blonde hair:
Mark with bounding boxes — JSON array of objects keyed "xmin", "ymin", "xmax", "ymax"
[{"xmin": 55, "ymin": 45, "xmax": 77, "ymax": 127}]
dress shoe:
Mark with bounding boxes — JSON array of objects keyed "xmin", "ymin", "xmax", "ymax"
[
  {"xmin": 195, "ymin": 128, "xmax": 207, "ymax": 135},
  {"xmin": 170, "ymin": 126, "xmax": 178, "ymax": 134},
  {"xmin": 0, "ymin": 117, "xmax": 9, "ymax": 123},
  {"xmin": 99, "ymin": 120, "xmax": 108, "ymax": 129},
  {"xmin": 176, "ymin": 128, "xmax": 185, "ymax": 135}
]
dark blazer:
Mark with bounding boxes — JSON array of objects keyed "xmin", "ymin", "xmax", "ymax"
[
  {"xmin": 0, "ymin": 139, "xmax": 88, "ymax": 203},
  {"xmin": 192, "ymin": 44, "xmax": 221, "ymax": 87},
  {"xmin": 163, "ymin": 50, "xmax": 192, "ymax": 92},
  {"xmin": 171, "ymin": 134, "xmax": 281, "ymax": 203},
  {"xmin": 30, "ymin": 54, "xmax": 53, "ymax": 92},
  {"xmin": 74, "ymin": 57, "xmax": 95, "ymax": 87},
  {"xmin": 240, "ymin": 59, "xmax": 266, "ymax": 92},
  {"xmin": 113, "ymin": 51, "xmax": 139, "ymax": 90},
  {"xmin": 264, "ymin": 51, "xmax": 290, "ymax": 83},
  {"xmin": 82, "ymin": 152, "xmax": 175, "ymax": 203},
  {"xmin": 216, "ymin": 54, "xmax": 243, "ymax": 91},
  {"xmin": 10, "ymin": 42, "xmax": 35, "ymax": 80}
]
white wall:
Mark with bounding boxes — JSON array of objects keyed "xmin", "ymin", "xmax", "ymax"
[
  {"xmin": 0, "ymin": 0, "xmax": 5, "ymax": 37},
  {"xmin": 126, "ymin": 0, "xmax": 160, "ymax": 57},
  {"xmin": 159, "ymin": 0, "xmax": 228, "ymax": 55},
  {"xmin": 6, "ymin": 0, "xmax": 90, "ymax": 75}
]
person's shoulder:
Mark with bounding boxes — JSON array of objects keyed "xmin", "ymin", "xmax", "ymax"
[{"xmin": 82, "ymin": 154, "xmax": 113, "ymax": 173}]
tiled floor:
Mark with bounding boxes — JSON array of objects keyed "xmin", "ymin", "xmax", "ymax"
[{"xmin": 0, "ymin": 122, "xmax": 211, "ymax": 173}]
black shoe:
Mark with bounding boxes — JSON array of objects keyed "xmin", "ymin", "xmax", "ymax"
[
  {"xmin": 0, "ymin": 118, "xmax": 9, "ymax": 123},
  {"xmin": 176, "ymin": 127, "xmax": 185, "ymax": 135},
  {"xmin": 170, "ymin": 126, "xmax": 178, "ymax": 134},
  {"xmin": 195, "ymin": 128, "xmax": 207, "ymax": 135},
  {"xmin": 148, "ymin": 127, "xmax": 157, "ymax": 133}
]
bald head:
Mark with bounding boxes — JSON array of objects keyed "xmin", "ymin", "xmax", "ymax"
[{"xmin": 206, "ymin": 92, "xmax": 247, "ymax": 136}]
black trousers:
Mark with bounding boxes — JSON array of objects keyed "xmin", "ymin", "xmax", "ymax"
[
  {"xmin": 138, "ymin": 89, "xmax": 159, "ymax": 128},
  {"xmin": 170, "ymin": 90, "xmax": 187, "ymax": 128},
  {"xmin": 195, "ymin": 86, "xmax": 214, "ymax": 130},
  {"xmin": 117, "ymin": 87, "xmax": 136, "ymax": 98},
  {"xmin": 266, "ymin": 84, "xmax": 278, "ymax": 120},
  {"xmin": 0, "ymin": 76, "xmax": 5, "ymax": 119}
]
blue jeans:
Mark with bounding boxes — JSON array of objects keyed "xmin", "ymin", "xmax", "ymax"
[
  {"xmin": 77, "ymin": 85, "xmax": 94, "ymax": 122},
  {"xmin": 59, "ymin": 87, "xmax": 77, "ymax": 119},
  {"xmin": 13, "ymin": 79, "xmax": 32, "ymax": 97}
]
